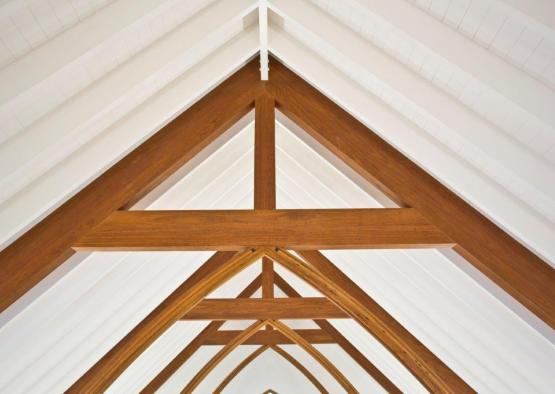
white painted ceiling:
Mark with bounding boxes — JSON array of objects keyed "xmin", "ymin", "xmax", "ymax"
[{"xmin": 0, "ymin": 0, "xmax": 554, "ymax": 392}]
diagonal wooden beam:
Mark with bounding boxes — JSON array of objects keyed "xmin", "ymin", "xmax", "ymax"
[
  {"xmin": 267, "ymin": 320, "xmax": 357, "ymax": 393},
  {"xmin": 213, "ymin": 345, "xmax": 270, "ymax": 393},
  {"xmin": 0, "ymin": 58, "xmax": 261, "ymax": 313},
  {"xmin": 182, "ymin": 320, "xmax": 268, "ymax": 393},
  {"xmin": 202, "ymin": 329, "xmax": 335, "ymax": 345},
  {"xmin": 68, "ymin": 248, "xmax": 264, "ymax": 393},
  {"xmin": 73, "ymin": 208, "xmax": 452, "ymax": 250},
  {"xmin": 270, "ymin": 345, "xmax": 328, "ymax": 394},
  {"xmin": 274, "ymin": 273, "xmax": 401, "ymax": 394},
  {"xmin": 268, "ymin": 57, "xmax": 555, "ymax": 329},
  {"xmin": 181, "ymin": 297, "xmax": 348, "ymax": 320},
  {"xmin": 266, "ymin": 248, "xmax": 473, "ymax": 393},
  {"xmin": 140, "ymin": 274, "xmax": 262, "ymax": 394}
]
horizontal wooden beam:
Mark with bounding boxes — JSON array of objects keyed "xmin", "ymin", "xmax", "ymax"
[
  {"xmin": 74, "ymin": 208, "xmax": 452, "ymax": 250},
  {"xmin": 203, "ymin": 329, "xmax": 335, "ymax": 345},
  {"xmin": 182, "ymin": 298, "xmax": 347, "ymax": 320}
]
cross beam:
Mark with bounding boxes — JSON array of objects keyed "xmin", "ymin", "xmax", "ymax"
[
  {"xmin": 73, "ymin": 208, "xmax": 452, "ymax": 250},
  {"xmin": 182, "ymin": 298, "xmax": 348, "ymax": 320},
  {"xmin": 202, "ymin": 329, "xmax": 335, "ymax": 345}
]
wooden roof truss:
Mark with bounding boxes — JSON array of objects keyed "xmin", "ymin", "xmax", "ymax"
[{"xmin": 0, "ymin": 56, "xmax": 553, "ymax": 393}]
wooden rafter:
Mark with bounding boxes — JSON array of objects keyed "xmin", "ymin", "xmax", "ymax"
[
  {"xmin": 0, "ymin": 58, "xmax": 261, "ymax": 314},
  {"xmin": 181, "ymin": 297, "xmax": 348, "ymax": 320},
  {"xmin": 203, "ymin": 329, "xmax": 335, "ymax": 345},
  {"xmin": 267, "ymin": 320, "xmax": 357, "ymax": 393},
  {"xmin": 73, "ymin": 208, "xmax": 452, "ymax": 250},
  {"xmin": 140, "ymin": 275, "xmax": 262, "ymax": 394},
  {"xmin": 274, "ymin": 273, "xmax": 402, "ymax": 394},
  {"xmin": 266, "ymin": 248, "xmax": 472, "ymax": 393},
  {"xmin": 270, "ymin": 345, "xmax": 328, "ymax": 394},
  {"xmin": 268, "ymin": 57, "xmax": 555, "ymax": 329},
  {"xmin": 182, "ymin": 320, "xmax": 268, "ymax": 393},
  {"xmin": 67, "ymin": 249, "xmax": 265, "ymax": 393}
]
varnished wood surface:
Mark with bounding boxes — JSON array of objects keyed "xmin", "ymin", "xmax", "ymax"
[
  {"xmin": 0, "ymin": 58, "xmax": 261, "ymax": 313},
  {"xmin": 268, "ymin": 57, "xmax": 555, "ymax": 329},
  {"xmin": 140, "ymin": 275, "xmax": 262, "ymax": 394},
  {"xmin": 267, "ymin": 249, "xmax": 473, "ymax": 393},
  {"xmin": 274, "ymin": 274, "xmax": 401, "ymax": 394},
  {"xmin": 202, "ymin": 328, "xmax": 335, "ymax": 345},
  {"xmin": 181, "ymin": 320, "xmax": 267, "ymax": 393},
  {"xmin": 213, "ymin": 345, "xmax": 270, "ymax": 393},
  {"xmin": 182, "ymin": 297, "xmax": 348, "ymax": 320},
  {"xmin": 68, "ymin": 249, "xmax": 264, "ymax": 393},
  {"xmin": 254, "ymin": 94, "xmax": 276, "ymax": 209},
  {"xmin": 267, "ymin": 320, "xmax": 357, "ymax": 393},
  {"xmin": 270, "ymin": 345, "xmax": 328, "ymax": 394},
  {"xmin": 74, "ymin": 208, "xmax": 452, "ymax": 250}
]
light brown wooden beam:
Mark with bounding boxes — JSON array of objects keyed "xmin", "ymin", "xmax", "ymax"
[
  {"xmin": 202, "ymin": 329, "xmax": 335, "ymax": 345},
  {"xmin": 68, "ymin": 249, "xmax": 264, "ymax": 393},
  {"xmin": 270, "ymin": 345, "xmax": 327, "ymax": 394},
  {"xmin": 182, "ymin": 297, "xmax": 348, "ymax": 320},
  {"xmin": 182, "ymin": 320, "xmax": 267, "ymax": 393},
  {"xmin": 268, "ymin": 57, "xmax": 555, "ymax": 329},
  {"xmin": 140, "ymin": 275, "xmax": 262, "ymax": 394},
  {"xmin": 74, "ymin": 208, "xmax": 452, "ymax": 250},
  {"xmin": 267, "ymin": 320, "xmax": 357, "ymax": 393},
  {"xmin": 213, "ymin": 346, "xmax": 270, "ymax": 394},
  {"xmin": 254, "ymin": 94, "xmax": 276, "ymax": 209},
  {"xmin": 267, "ymin": 249, "xmax": 473, "ymax": 393},
  {"xmin": 0, "ymin": 59, "xmax": 261, "ymax": 313},
  {"xmin": 262, "ymin": 258, "xmax": 274, "ymax": 298},
  {"xmin": 274, "ymin": 274, "xmax": 401, "ymax": 394}
]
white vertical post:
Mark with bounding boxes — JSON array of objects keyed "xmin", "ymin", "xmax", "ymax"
[{"xmin": 258, "ymin": 0, "xmax": 269, "ymax": 80}]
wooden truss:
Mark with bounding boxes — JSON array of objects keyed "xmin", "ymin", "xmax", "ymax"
[{"xmin": 1, "ymin": 56, "xmax": 554, "ymax": 393}]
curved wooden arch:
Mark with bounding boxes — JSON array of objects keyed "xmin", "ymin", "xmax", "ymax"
[
  {"xmin": 267, "ymin": 320, "xmax": 357, "ymax": 393},
  {"xmin": 181, "ymin": 320, "xmax": 267, "ymax": 393},
  {"xmin": 213, "ymin": 344, "xmax": 328, "ymax": 394},
  {"xmin": 270, "ymin": 345, "xmax": 328, "ymax": 394}
]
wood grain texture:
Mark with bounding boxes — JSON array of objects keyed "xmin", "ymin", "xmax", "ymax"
[
  {"xmin": 202, "ymin": 329, "xmax": 335, "ymax": 345},
  {"xmin": 0, "ymin": 59, "xmax": 261, "ymax": 313},
  {"xmin": 270, "ymin": 345, "xmax": 328, "ymax": 394},
  {"xmin": 254, "ymin": 94, "xmax": 276, "ymax": 209},
  {"xmin": 140, "ymin": 275, "xmax": 262, "ymax": 394},
  {"xmin": 267, "ymin": 249, "xmax": 473, "ymax": 393},
  {"xmin": 213, "ymin": 345, "xmax": 270, "ymax": 393},
  {"xmin": 181, "ymin": 320, "xmax": 267, "ymax": 393},
  {"xmin": 267, "ymin": 320, "xmax": 357, "ymax": 393},
  {"xmin": 68, "ymin": 249, "xmax": 264, "ymax": 393},
  {"xmin": 262, "ymin": 257, "xmax": 274, "ymax": 298},
  {"xmin": 274, "ymin": 274, "xmax": 401, "ymax": 394},
  {"xmin": 181, "ymin": 297, "xmax": 348, "ymax": 320},
  {"xmin": 268, "ymin": 57, "xmax": 555, "ymax": 329},
  {"xmin": 74, "ymin": 208, "xmax": 452, "ymax": 250}
]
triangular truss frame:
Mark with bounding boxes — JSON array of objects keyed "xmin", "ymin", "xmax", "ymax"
[{"xmin": 0, "ymin": 56, "xmax": 553, "ymax": 393}]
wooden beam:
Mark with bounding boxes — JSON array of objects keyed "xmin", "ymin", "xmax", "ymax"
[
  {"xmin": 262, "ymin": 258, "xmax": 274, "ymax": 298},
  {"xmin": 268, "ymin": 57, "xmax": 555, "ymax": 329},
  {"xmin": 68, "ymin": 249, "xmax": 264, "ymax": 393},
  {"xmin": 0, "ymin": 59, "xmax": 261, "ymax": 313},
  {"xmin": 182, "ymin": 297, "xmax": 348, "ymax": 320},
  {"xmin": 267, "ymin": 249, "xmax": 473, "ymax": 393},
  {"xmin": 202, "ymin": 329, "xmax": 335, "ymax": 345},
  {"xmin": 182, "ymin": 320, "xmax": 267, "ymax": 393},
  {"xmin": 267, "ymin": 320, "xmax": 357, "ymax": 393},
  {"xmin": 74, "ymin": 208, "xmax": 452, "ymax": 250},
  {"xmin": 274, "ymin": 274, "xmax": 401, "ymax": 394},
  {"xmin": 270, "ymin": 345, "xmax": 327, "ymax": 394},
  {"xmin": 140, "ymin": 275, "xmax": 262, "ymax": 394},
  {"xmin": 254, "ymin": 94, "xmax": 276, "ymax": 209},
  {"xmin": 213, "ymin": 346, "xmax": 270, "ymax": 393}
]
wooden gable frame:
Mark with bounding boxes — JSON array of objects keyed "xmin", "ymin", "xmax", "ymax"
[{"xmin": 0, "ymin": 55, "xmax": 553, "ymax": 393}]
